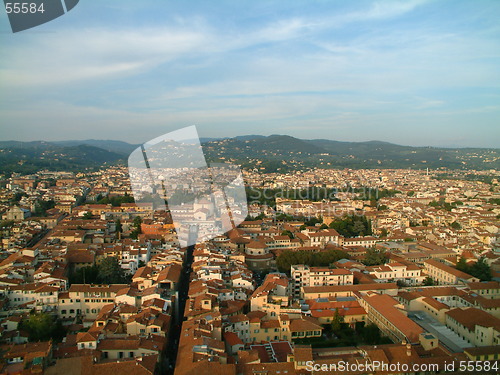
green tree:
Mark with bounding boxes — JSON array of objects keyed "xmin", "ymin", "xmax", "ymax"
[
  {"xmin": 379, "ymin": 228, "xmax": 388, "ymax": 238},
  {"xmin": 281, "ymin": 230, "xmax": 294, "ymax": 239},
  {"xmin": 130, "ymin": 216, "xmax": 142, "ymax": 239},
  {"xmin": 82, "ymin": 211, "xmax": 93, "ymax": 220},
  {"xmin": 276, "ymin": 249, "xmax": 349, "ymax": 273},
  {"xmin": 115, "ymin": 219, "xmax": 123, "ymax": 233},
  {"xmin": 423, "ymin": 276, "xmax": 434, "ymax": 286},
  {"xmin": 331, "ymin": 308, "xmax": 344, "ymax": 333},
  {"xmin": 470, "ymin": 258, "xmax": 492, "ymax": 281},
  {"xmin": 33, "ymin": 199, "xmax": 55, "ymax": 216},
  {"xmin": 456, "ymin": 257, "xmax": 468, "ymax": 273},
  {"xmin": 362, "ymin": 323, "xmax": 382, "ymax": 345},
  {"xmin": 0, "ymin": 220, "xmax": 15, "ymax": 228},
  {"xmin": 20, "ymin": 313, "xmax": 66, "ymax": 342},
  {"xmin": 329, "ymin": 215, "xmax": 372, "ymax": 238},
  {"xmin": 97, "ymin": 257, "xmax": 129, "ymax": 284},
  {"xmin": 362, "ymin": 248, "xmax": 386, "ymax": 266},
  {"xmin": 133, "ymin": 216, "xmax": 142, "ymax": 228},
  {"xmin": 69, "ymin": 265, "xmax": 99, "ymax": 284},
  {"xmin": 450, "ymin": 221, "xmax": 461, "ymax": 230}
]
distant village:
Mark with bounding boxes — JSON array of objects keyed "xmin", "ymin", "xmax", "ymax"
[{"xmin": 0, "ymin": 166, "xmax": 499, "ymax": 374}]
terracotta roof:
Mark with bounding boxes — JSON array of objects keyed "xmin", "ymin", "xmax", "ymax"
[
  {"xmin": 224, "ymin": 331, "xmax": 244, "ymax": 347},
  {"xmin": 363, "ymin": 293, "xmax": 424, "ymax": 343},
  {"xmin": 446, "ymin": 307, "xmax": 500, "ymax": 331},
  {"xmin": 289, "ymin": 318, "xmax": 322, "ymax": 332}
]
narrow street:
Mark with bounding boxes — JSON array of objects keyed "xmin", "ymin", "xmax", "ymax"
[{"xmin": 163, "ymin": 228, "xmax": 197, "ymax": 374}]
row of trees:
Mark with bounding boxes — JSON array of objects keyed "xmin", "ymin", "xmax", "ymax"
[
  {"xmin": 96, "ymin": 192, "xmax": 135, "ymax": 206},
  {"xmin": 428, "ymin": 199, "xmax": 463, "ymax": 211},
  {"xmin": 456, "ymin": 257, "xmax": 492, "ymax": 281},
  {"xmin": 362, "ymin": 248, "xmax": 387, "ymax": 266},
  {"xmin": 329, "ymin": 215, "xmax": 372, "ymax": 238},
  {"xmin": 276, "ymin": 249, "xmax": 349, "ymax": 273},
  {"xmin": 69, "ymin": 257, "xmax": 131, "ymax": 285}
]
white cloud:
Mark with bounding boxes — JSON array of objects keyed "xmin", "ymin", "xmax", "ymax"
[{"xmin": 0, "ymin": 27, "xmax": 210, "ymax": 87}]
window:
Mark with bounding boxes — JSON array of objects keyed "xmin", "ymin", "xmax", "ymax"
[
  {"xmin": 119, "ymin": 352, "xmax": 124, "ymax": 359},
  {"xmin": 129, "ymin": 352, "xmax": 134, "ymax": 358}
]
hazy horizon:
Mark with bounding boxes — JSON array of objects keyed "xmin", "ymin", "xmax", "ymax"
[{"xmin": 1, "ymin": 133, "xmax": 498, "ymax": 150}]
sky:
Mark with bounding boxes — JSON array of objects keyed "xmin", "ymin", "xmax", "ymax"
[{"xmin": 0, "ymin": 0, "xmax": 499, "ymax": 148}]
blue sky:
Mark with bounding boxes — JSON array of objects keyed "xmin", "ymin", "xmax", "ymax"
[{"xmin": 0, "ymin": 0, "xmax": 499, "ymax": 147}]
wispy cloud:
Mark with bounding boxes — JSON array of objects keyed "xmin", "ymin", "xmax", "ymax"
[
  {"xmin": 0, "ymin": 0, "xmax": 499, "ymax": 147},
  {"xmin": 0, "ymin": 27, "xmax": 210, "ymax": 87}
]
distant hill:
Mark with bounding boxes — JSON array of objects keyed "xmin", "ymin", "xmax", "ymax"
[
  {"xmin": 202, "ymin": 135, "xmax": 500, "ymax": 172},
  {"xmin": 0, "ymin": 142, "xmax": 124, "ymax": 175},
  {"xmin": 0, "ymin": 136, "xmax": 498, "ymax": 175},
  {"xmin": 51, "ymin": 139, "xmax": 139, "ymax": 155}
]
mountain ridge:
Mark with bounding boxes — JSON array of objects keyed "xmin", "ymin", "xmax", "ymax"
[{"xmin": 0, "ymin": 136, "xmax": 498, "ymax": 175}]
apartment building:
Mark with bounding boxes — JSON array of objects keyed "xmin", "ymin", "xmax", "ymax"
[
  {"xmin": 361, "ymin": 293, "xmax": 424, "ymax": 344},
  {"xmin": 302, "ymin": 282, "xmax": 398, "ymax": 299},
  {"xmin": 445, "ymin": 307, "xmax": 500, "ymax": 347},
  {"xmin": 424, "ymin": 259, "xmax": 479, "ymax": 285},
  {"xmin": 366, "ymin": 261, "xmax": 425, "ymax": 285},
  {"xmin": 58, "ymin": 284, "xmax": 128, "ymax": 320},
  {"xmin": 291, "ymin": 264, "xmax": 353, "ymax": 297}
]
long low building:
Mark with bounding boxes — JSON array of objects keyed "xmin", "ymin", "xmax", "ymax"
[
  {"xmin": 445, "ymin": 307, "xmax": 500, "ymax": 347},
  {"xmin": 302, "ymin": 282, "xmax": 398, "ymax": 299},
  {"xmin": 424, "ymin": 259, "xmax": 479, "ymax": 285},
  {"xmin": 361, "ymin": 293, "xmax": 424, "ymax": 344}
]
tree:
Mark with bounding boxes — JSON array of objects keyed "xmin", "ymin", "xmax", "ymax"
[
  {"xmin": 423, "ymin": 276, "xmax": 434, "ymax": 286},
  {"xmin": 470, "ymin": 258, "xmax": 492, "ymax": 281},
  {"xmin": 379, "ymin": 228, "xmax": 388, "ymax": 238},
  {"xmin": 33, "ymin": 199, "xmax": 55, "ymax": 216},
  {"xmin": 20, "ymin": 313, "xmax": 66, "ymax": 342},
  {"xmin": 115, "ymin": 219, "xmax": 123, "ymax": 240},
  {"xmin": 362, "ymin": 248, "xmax": 386, "ymax": 266},
  {"xmin": 456, "ymin": 257, "xmax": 468, "ymax": 273},
  {"xmin": 456, "ymin": 257, "xmax": 491, "ymax": 281},
  {"xmin": 115, "ymin": 219, "xmax": 123, "ymax": 233},
  {"xmin": 69, "ymin": 264, "xmax": 99, "ymax": 284},
  {"xmin": 133, "ymin": 216, "xmax": 142, "ymax": 228},
  {"xmin": 276, "ymin": 249, "xmax": 349, "ymax": 273},
  {"xmin": 130, "ymin": 216, "xmax": 142, "ymax": 239},
  {"xmin": 281, "ymin": 230, "xmax": 294, "ymax": 239},
  {"xmin": 331, "ymin": 308, "xmax": 344, "ymax": 333},
  {"xmin": 97, "ymin": 257, "xmax": 128, "ymax": 284},
  {"xmin": 450, "ymin": 221, "xmax": 461, "ymax": 230},
  {"xmin": 82, "ymin": 211, "xmax": 93, "ymax": 220},
  {"xmin": 396, "ymin": 280, "xmax": 408, "ymax": 288},
  {"xmin": 0, "ymin": 220, "xmax": 15, "ymax": 229},
  {"xmin": 329, "ymin": 215, "xmax": 372, "ymax": 238},
  {"xmin": 362, "ymin": 323, "xmax": 382, "ymax": 345}
]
